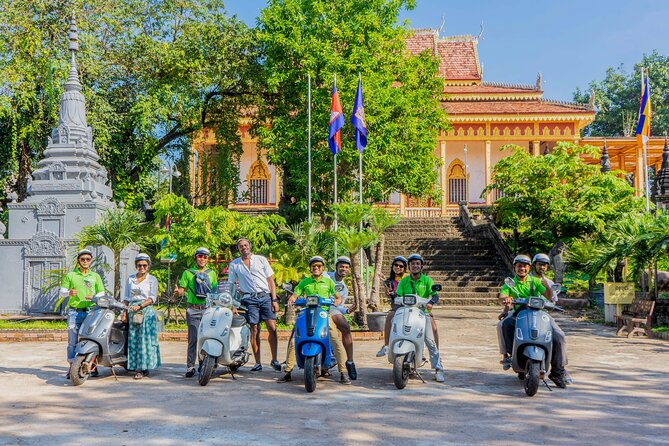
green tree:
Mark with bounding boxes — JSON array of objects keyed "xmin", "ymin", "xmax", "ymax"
[
  {"xmin": 255, "ymin": 0, "xmax": 448, "ymax": 218},
  {"xmin": 76, "ymin": 207, "xmax": 155, "ymax": 300},
  {"xmin": 574, "ymin": 51, "xmax": 669, "ymax": 137},
  {"xmin": 485, "ymin": 142, "xmax": 645, "ymax": 253},
  {"xmin": 0, "ymin": 0, "xmax": 260, "ymax": 207},
  {"xmin": 368, "ymin": 207, "xmax": 401, "ymax": 309}
]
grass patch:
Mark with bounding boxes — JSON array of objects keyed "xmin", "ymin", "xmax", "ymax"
[
  {"xmin": 0, "ymin": 320, "xmax": 67, "ymax": 330},
  {"xmin": 652, "ymin": 326, "xmax": 669, "ymax": 333}
]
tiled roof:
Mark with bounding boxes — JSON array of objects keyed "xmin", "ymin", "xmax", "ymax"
[
  {"xmin": 444, "ymin": 83, "xmax": 539, "ymax": 95},
  {"xmin": 443, "ymin": 100, "xmax": 593, "ymax": 115},
  {"xmin": 406, "ymin": 31, "xmax": 481, "ymax": 81}
]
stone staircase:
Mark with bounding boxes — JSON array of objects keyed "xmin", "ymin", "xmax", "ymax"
[{"xmin": 383, "ymin": 217, "xmax": 511, "ymax": 306}]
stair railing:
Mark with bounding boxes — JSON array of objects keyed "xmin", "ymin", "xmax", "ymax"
[{"xmin": 458, "ymin": 203, "xmax": 513, "ymax": 273}]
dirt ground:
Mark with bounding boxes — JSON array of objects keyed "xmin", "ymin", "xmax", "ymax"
[{"xmin": 1, "ymin": 307, "xmax": 668, "ymax": 446}]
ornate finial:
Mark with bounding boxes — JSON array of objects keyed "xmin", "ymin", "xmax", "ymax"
[
  {"xmin": 536, "ymin": 72, "xmax": 542, "ymax": 90},
  {"xmin": 588, "ymin": 89, "xmax": 596, "ymax": 110},
  {"xmin": 477, "ymin": 22, "xmax": 485, "ymax": 41},
  {"xmin": 601, "ymin": 138, "xmax": 611, "ymax": 173},
  {"xmin": 437, "ymin": 16, "xmax": 445, "ymax": 37},
  {"xmin": 64, "ymin": 11, "xmax": 81, "ymax": 92}
]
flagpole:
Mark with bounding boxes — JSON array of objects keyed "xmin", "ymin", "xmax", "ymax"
[
  {"xmin": 333, "ymin": 74, "xmax": 338, "ymax": 259},
  {"xmin": 357, "ymin": 73, "xmax": 364, "ymax": 298},
  {"xmin": 642, "ymin": 67, "xmax": 650, "ymax": 212},
  {"xmin": 308, "ymin": 73, "xmax": 312, "ymax": 223}
]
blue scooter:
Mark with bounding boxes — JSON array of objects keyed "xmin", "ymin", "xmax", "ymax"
[{"xmin": 292, "ymin": 294, "xmax": 337, "ymax": 393}]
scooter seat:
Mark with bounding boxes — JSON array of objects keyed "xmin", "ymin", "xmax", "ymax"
[{"xmin": 231, "ymin": 315, "xmax": 247, "ymax": 327}]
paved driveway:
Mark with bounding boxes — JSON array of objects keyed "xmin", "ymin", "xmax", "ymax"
[{"xmin": 1, "ymin": 307, "xmax": 668, "ymax": 446}]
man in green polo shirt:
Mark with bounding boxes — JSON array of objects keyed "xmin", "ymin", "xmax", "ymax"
[
  {"xmin": 395, "ymin": 253, "xmax": 445, "ymax": 382},
  {"xmin": 60, "ymin": 248, "xmax": 105, "ymax": 379},
  {"xmin": 277, "ymin": 256, "xmax": 356, "ymax": 385},
  {"xmin": 175, "ymin": 247, "xmax": 218, "ymax": 378}
]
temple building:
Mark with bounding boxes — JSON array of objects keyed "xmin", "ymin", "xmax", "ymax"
[{"xmin": 190, "ymin": 28, "xmax": 598, "ymax": 215}]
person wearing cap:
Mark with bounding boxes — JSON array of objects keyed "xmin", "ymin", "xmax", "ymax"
[
  {"xmin": 227, "ymin": 237, "xmax": 281, "ymax": 372},
  {"xmin": 394, "ymin": 253, "xmax": 445, "ymax": 382},
  {"xmin": 277, "ymin": 255, "xmax": 357, "ymax": 385},
  {"xmin": 498, "ymin": 254, "xmax": 569, "ymax": 387},
  {"xmin": 175, "ymin": 247, "xmax": 218, "ymax": 378},
  {"xmin": 59, "ymin": 248, "xmax": 106, "ymax": 379},
  {"xmin": 530, "ymin": 253, "xmax": 571, "ymax": 386},
  {"xmin": 375, "ymin": 255, "xmax": 408, "ymax": 357},
  {"xmin": 326, "ymin": 256, "xmax": 356, "ymax": 374},
  {"xmin": 123, "ymin": 253, "xmax": 161, "ymax": 379}
]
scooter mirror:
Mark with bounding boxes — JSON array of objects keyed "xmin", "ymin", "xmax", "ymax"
[
  {"xmin": 281, "ymin": 282, "xmax": 293, "ymax": 292},
  {"xmin": 431, "ymin": 284, "xmax": 442, "ymax": 292},
  {"xmin": 504, "ymin": 277, "xmax": 516, "ymax": 288},
  {"xmin": 551, "ymin": 284, "xmax": 561, "ymax": 293}
]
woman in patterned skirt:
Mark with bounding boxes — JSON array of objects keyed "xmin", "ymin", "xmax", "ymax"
[{"xmin": 123, "ymin": 253, "xmax": 161, "ymax": 379}]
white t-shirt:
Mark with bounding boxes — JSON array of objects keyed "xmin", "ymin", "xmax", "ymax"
[
  {"xmin": 124, "ymin": 274, "xmax": 159, "ymax": 304},
  {"xmin": 530, "ymin": 273, "xmax": 558, "ymax": 302},
  {"xmin": 327, "ymin": 272, "xmax": 349, "ymax": 302},
  {"xmin": 227, "ymin": 254, "xmax": 274, "ymax": 294}
]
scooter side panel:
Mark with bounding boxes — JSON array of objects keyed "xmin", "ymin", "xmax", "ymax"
[
  {"xmin": 523, "ymin": 345, "xmax": 545, "ymax": 361},
  {"xmin": 388, "ymin": 307, "xmax": 425, "ymax": 365},
  {"xmin": 301, "ymin": 342, "xmax": 324, "ymax": 358},
  {"xmin": 197, "ymin": 306, "xmax": 233, "ymax": 354},
  {"xmin": 294, "ymin": 305, "xmax": 332, "ymax": 370},
  {"xmin": 512, "ymin": 309, "xmax": 553, "ymax": 373},
  {"xmin": 75, "ymin": 339, "xmax": 100, "ymax": 356},
  {"xmin": 201, "ymin": 338, "xmax": 223, "ymax": 357}
]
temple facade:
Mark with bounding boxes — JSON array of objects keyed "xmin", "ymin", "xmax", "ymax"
[{"xmin": 190, "ymin": 28, "xmax": 596, "ymax": 215}]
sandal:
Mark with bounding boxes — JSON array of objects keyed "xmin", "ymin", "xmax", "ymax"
[{"xmin": 134, "ymin": 371, "xmax": 143, "ymax": 380}]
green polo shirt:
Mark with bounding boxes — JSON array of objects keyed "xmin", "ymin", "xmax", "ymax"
[
  {"xmin": 178, "ymin": 268, "xmax": 218, "ymax": 305},
  {"xmin": 500, "ymin": 275, "xmax": 547, "ymax": 311},
  {"xmin": 61, "ymin": 269, "xmax": 105, "ymax": 309},
  {"xmin": 396, "ymin": 274, "xmax": 437, "ymax": 299},
  {"xmin": 294, "ymin": 275, "xmax": 335, "ymax": 299}
]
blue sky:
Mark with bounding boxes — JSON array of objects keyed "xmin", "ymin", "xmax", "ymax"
[{"xmin": 225, "ymin": 0, "xmax": 669, "ymax": 101}]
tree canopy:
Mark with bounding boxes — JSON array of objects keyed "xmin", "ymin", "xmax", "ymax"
[
  {"xmin": 0, "ymin": 0, "xmax": 259, "ymax": 207},
  {"xmin": 254, "ymin": 0, "xmax": 448, "ymax": 218},
  {"xmin": 573, "ymin": 51, "xmax": 669, "ymax": 137},
  {"xmin": 485, "ymin": 142, "xmax": 646, "ymax": 253}
]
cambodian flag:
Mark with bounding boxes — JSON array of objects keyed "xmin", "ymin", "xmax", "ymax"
[
  {"xmin": 350, "ymin": 77, "xmax": 367, "ymax": 153},
  {"xmin": 328, "ymin": 82, "xmax": 345, "ymax": 155},
  {"xmin": 636, "ymin": 71, "xmax": 652, "ymax": 143}
]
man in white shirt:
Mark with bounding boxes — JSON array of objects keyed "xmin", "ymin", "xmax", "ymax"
[{"xmin": 227, "ymin": 237, "xmax": 280, "ymax": 372}]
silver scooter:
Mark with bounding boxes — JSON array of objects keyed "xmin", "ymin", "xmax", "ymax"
[
  {"xmin": 387, "ymin": 284, "xmax": 441, "ymax": 389},
  {"xmin": 504, "ymin": 278, "xmax": 563, "ymax": 396},
  {"xmin": 197, "ymin": 283, "xmax": 250, "ymax": 386},
  {"xmin": 69, "ymin": 296, "xmax": 128, "ymax": 386}
]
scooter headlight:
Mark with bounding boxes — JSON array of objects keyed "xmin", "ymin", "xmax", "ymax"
[
  {"xmin": 529, "ymin": 297, "xmax": 545, "ymax": 309},
  {"xmin": 306, "ymin": 295, "xmax": 319, "ymax": 306},
  {"xmin": 96, "ymin": 297, "xmax": 111, "ymax": 307},
  {"xmin": 403, "ymin": 295, "xmax": 416, "ymax": 306},
  {"xmin": 516, "ymin": 327, "xmax": 524, "ymax": 340}
]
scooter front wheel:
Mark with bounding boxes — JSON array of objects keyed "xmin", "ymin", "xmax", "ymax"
[
  {"xmin": 393, "ymin": 354, "xmax": 409, "ymax": 389},
  {"xmin": 525, "ymin": 360, "xmax": 540, "ymax": 397},
  {"xmin": 70, "ymin": 355, "xmax": 91, "ymax": 386},
  {"xmin": 198, "ymin": 354, "xmax": 215, "ymax": 386},
  {"xmin": 304, "ymin": 357, "xmax": 317, "ymax": 393}
]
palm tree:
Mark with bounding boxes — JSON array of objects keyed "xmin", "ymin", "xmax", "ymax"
[
  {"xmin": 76, "ymin": 207, "xmax": 155, "ymax": 300},
  {"xmin": 368, "ymin": 207, "xmax": 401, "ymax": 310}
]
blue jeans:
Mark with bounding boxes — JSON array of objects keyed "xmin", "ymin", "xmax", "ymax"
[{"xmin": 67, "ymin": 309, "xmax": 88, "ymax": 363}]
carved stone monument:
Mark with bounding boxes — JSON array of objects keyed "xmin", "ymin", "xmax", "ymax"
[{"xmin": 0, "ymin": 15, "xmax": 134, "ymax": 313}]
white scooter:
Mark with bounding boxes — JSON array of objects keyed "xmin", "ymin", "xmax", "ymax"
[
  {"xmin": 387, "ymin": 284, "xmax": 441, "ymax": 389},
  {"xmin": 197, "ymin": 283, "xmax": 250, "ymax": 386}
]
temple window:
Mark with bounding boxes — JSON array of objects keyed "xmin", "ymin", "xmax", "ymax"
[
  {"xmin": 247, "ymin": 159, "xmax": 270, "ymax": 205},
  {"xmin": 447, "ymin": 159, "xmax": 467, "ymax": 203}
]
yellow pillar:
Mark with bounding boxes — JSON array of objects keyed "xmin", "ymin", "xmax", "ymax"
[
  {"xmin": 399, "ymin": 193, "xmax": 406, "ymax": 216},
  {"xmin": 274, "ymin": 164, "xmax": 281, "ymax": 208},
  {"xmin": 440, "ymin": 141, "xmax": 447, "ymax": 215},
  {"xmin": 532, "ymin": 140, "xmax": 540, "ymax": 156},
  {"xmin": 618, "ymin": 155, "xmax": 625, "ymax": 172},
  {"xmin": 485, "ymin": 140, "xmax": 492, "ymax": 205},
  {"xmin": 635, "ymin": 142, "xmax": 643, "ymax": 196}
]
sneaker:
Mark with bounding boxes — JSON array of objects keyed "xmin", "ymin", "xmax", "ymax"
[
  {"xmin": 375, "ymin": 345, "xmax": 388, "ymax": 357},
  {"xmin": 270, "ymin": 359, "xmax": 282, "ymax": 372},
  {"xmin": 548, "ymin": 371, "xmax": 566, "ymax": 389},
  {"xmin": 277, "ymin": 372, "xmax": 292, "ymax": 383},
  {"xmin": 185, "ymin": 367, "xmax": 196, "ymax": 378},
  {"xmin": 90, "ymin": 368, "xmax": 99, "ymax": 377},
  {"xmin": 250, "ymin": 363, "xmax": 263, "ymax": 372},
  {"xmin": 564, "ymin": 371, "xmax": 573, "ymax": 385},
  {"xmin": 134, "ymin": 371, "xmax": 144, "ymax": 380},
  {"xmin": 500, "ymin": 356, "xmax": 512, "ymax": 371},
  {"xmin": 435, "ymin": 369, "xmax": 445, "ymax": 382},
  {"xmin": 65, "ymin": 371, "xmax": 70, "ymax": 380},
  {"xmin": 340, "ymin": 373, "xmax": 352, "ymax": 385},
  {"xmin": 345, "ymin": 360, "xmax": 357, "ymax": 380}
]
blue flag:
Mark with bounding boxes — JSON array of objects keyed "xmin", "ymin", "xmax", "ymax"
[
  {"xmin": 328, "ymin": 83, "xmax": 345, "ymax": 155},
  {"xmin": 350, "ymin": 77, "xmax": 367, "ymax": 153}
]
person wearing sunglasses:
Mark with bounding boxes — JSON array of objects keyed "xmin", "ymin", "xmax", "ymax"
[
  {"xmin": 59, "ymin": 248, "xmax": 105, "ymax": 379},
  {"xmin": 175, "ymin": 247, "xmax": 218, "ymax": 378},
  {"xmin": 123, "ymin": 253, "xmax": 161, "ymax": 380},
  {"xmin": 375, "ymin": 256, "xmax": 408, "ymax": 357}
]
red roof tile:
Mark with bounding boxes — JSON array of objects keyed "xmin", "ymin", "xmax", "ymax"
[
  {"xmin": 443, "ymin": 100, "xmax": 592, "ymax": 115},
  {"xmin": 406, "ymin": 31, "xmax": 481, "ymax": 81},
  {"xmin": 443, "ymin": 84, "xmax": 538, "ymax": 94}
]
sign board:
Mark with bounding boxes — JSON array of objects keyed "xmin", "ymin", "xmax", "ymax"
[{"xmin": 603, "ymin": 282, "xmax": 635, "ymax": 304}]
